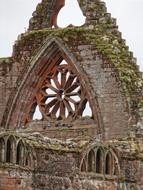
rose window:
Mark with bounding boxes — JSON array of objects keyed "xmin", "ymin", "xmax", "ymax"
[{"xmin": 26, "ymin": 60, "xmax": 92, "ymax": 123}]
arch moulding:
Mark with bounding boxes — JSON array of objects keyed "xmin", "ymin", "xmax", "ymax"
[{"xmin": 4, "ymin": 37, "xmax": 104, "ymax": 138}]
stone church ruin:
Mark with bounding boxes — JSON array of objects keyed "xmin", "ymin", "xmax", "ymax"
[{"xmin": 0, "ymin": 0, "xmax": 143, "ymax": 189}]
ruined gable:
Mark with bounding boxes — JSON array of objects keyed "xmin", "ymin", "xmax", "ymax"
[{"xmin": 0, "ymin": 0, "xmax": 143, "ymax": 190}]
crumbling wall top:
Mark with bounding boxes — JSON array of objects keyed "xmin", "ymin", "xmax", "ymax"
[{"xmin": 28, "ymin": 0, "xmax": 109, "ymax": 30}]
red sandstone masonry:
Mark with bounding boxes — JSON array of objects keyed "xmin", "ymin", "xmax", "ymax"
[{"xmin": 0, "ymin": 0, "xmax": 142, "ymax": 189}]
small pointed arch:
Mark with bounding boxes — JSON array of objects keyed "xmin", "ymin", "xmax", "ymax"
[
  {"xmin": 26, "ymin": 99, "xmax": 43, "ymax": 123},
  {"xmin": 95, "ymin": 147, "xmax": 104, "ymax": 174},
  {"xmin": 105, "ymin": 151, "xmax": 114, "ymax": 175},
  {"xmin": 87, "ymin": 149, "xmax": 95, "ymax": 172},
  {"xmin": 6, "ymin": 136, "xmax": 16, "ymax": 163},
  {"xmin": 25, "ymin": 147, "xmax": 34, "ymax": 168},
  {"xmin": 16, "ymin": 140, "xmax": 25, "ymax": 166},
  {"xmin": 82, "ymin": 101, "xmax": 93, "ymax": 117},
  {"xmin": 0, "ymin": 138, "xmax": 5, "ymax": 163}
]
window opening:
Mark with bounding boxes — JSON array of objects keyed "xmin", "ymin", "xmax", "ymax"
[
  {"xmin": 82, "ymin": 101, "xmax": 92, "ymax": 117},
  {"xmin": 25, "ymin": 150, "xmax": 32, "ymax": 167},
  {"xmin": 88, "ymin": 150, "xmax": 95, "ymax": 172},
  {"xmin": 16, "ymin": 141, "xmax": 24, "ymax": 166},
  {"xmin": 105, "ymin": 152, "xmax": 113, "ymax": 175},
  {"xmin": 6, "ymin": 137, "xmax": 15, "ymax": 163},
  {"xmin": 96, "ymin": 148, "xmax": 103, "ymax": 174},
  {"xmin": 80, "ymin": 147, "xmax": 119, "ymax": 176},
  {"xmin": 46, "ymin": 88, "xmax": 56, "ymax": 95},
  {"xmin": 51, "ymin": 79, "xmax": 57, "ymax": 89},
  {"xmin": 0, "ymin": 138, "xmax": 5, "ymax": 162},
  {"xmin": 25, "ymin": 154, "xmax": 32, "ymax": 167},
  {"xmin": 33, "ymin": 105, "xmax": 42, "ymax": 120},
  {"xmin": 25, "ymin": 58, "xmax": 93, "ymax": 124},
  {"xmin": 57, "ymin": 0, "xmax": 85, "ymax": 28},
  {"xmin": 60, "ymin": 60, "xmax": 68, "ymax": 65}
]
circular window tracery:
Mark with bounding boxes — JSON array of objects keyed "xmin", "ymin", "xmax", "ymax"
[
  {"xmin": 38, "ymin": 63, "xmax": 86, "ymax": 120},
  {"xmin": 26, "ymin": 60, "xmax": 92, "ymax": 123}
]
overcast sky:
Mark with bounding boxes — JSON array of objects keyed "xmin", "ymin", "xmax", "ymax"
[{"xmin": 0, "ymin": 0, "xmax": 143, "ymax": 71}]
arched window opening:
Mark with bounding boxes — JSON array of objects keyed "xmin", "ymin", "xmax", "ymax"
[
  {"xmin": 16, "ymin": 141, "xmax": 24, "ymax": 166},
  {"xmin": 60, "ymin": 60, "xmax": 68, "ymax": 66},
  {"xmin": 25, "ymin": 58, "xmax": 93, "ymax": 124},
  {"xmin": 105, "ymin": 152, "xmax": 113, "ymax": 175},
  {"xmin": 0, "ymin": 138, "xmax": 5, "ymax": 163},
  {"xmin": 41, "ymin": 60, "xmax": 82, "ymax": 120},
  {"xmin": 82, "ymin": 101, "xmax": 92, "ymax": 117},
  {"xmin": 81, "ymin": 158, "xmax": 87, "ymax": 172},
  {"xmin": 25, "ymin": 151, "xmax": 33, "ymax": 168},
  {"xmin": 80, "ymin": 146, "xmax": 120, "ymax": 176},
  {"xmin": 6, "ymin": 136, "xmax": 15, "ymax": 163},
  {"xmin": 33, "ymin": 105, "xmax": 43, "ymax": 120},
  {"xmin": 57, "ymin": 0, "xmax": 85, "ymax": 28},
  {"xmin": 25, "ymin": 99, "xmax": 43, "ymax": 125},
  {"xmin": 96, "ymin": 148, "xmax": 103, "ymax": 174},
  {"xmin": 88, "ymin": 149, "xmax": 95, "ymax": 172}
]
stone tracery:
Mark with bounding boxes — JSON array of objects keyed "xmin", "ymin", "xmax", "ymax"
[
  {"xmin": 25, "ymin": 59, "xmax": 93, "ymax": 124},
  {"xmin": 0, "ymin": 0, "xmax": 142, "ymax": 189}
]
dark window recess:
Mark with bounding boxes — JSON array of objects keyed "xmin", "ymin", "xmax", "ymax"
[
  {"xmin": 88, "ymin": 150, "xmax": 95, "ymax": 172},
  {"xmin": 96, "ymin": 149, "xmax": 103, "ymax": 174}
]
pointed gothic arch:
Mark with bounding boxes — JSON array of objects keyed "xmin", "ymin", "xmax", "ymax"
[
  {"xmin": 6, "ymin": 136, "xmax": 16, "ymax": 163},
  {"xmin": 87, "ymin": 149, "xmax": 95, "ymax": 172},
  {"xmin": 95, "ymin": 148, "xmax": 104, "ymax": 174},
  {"xmin": 105, "ymin": 151, "xmax": 113, "ymax": 175},
  {"xmin": 4, "ymin": 37, "xmax": 103, "ymax": 136},
  {"xmin": 25, "ymin": 58, "xmax": 91, "ymax": 123},
  {"xmin": 80, "ymin": 144, "xmax": 120, "ymax": 177},
  {"xmin": 16, "ymin": 140, "xmax": 25, "ymax": 166}
]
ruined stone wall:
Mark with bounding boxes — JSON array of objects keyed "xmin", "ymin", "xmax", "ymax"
[
  {"xmin": 0, "ymin": 0, "xmax": 142, "ymax": 189},
  {"xmin": 0, "ymin": 131, "xmax": 142, "ymax": 190},
  {"xmin": 76, "ymin": 44, "xmax": 129, "ymax": 139},
  {"xmin": 0, "ymin": 58, "xmax": 19, "ymax": 127},
  {"xmin": 0, "ymin": 132, "xmax": 122, "ymax": 190},
  {"xmin": 1, "ymin": 0, "xmax": 142, "ymax": 139},
  {"xmin": 3, "ymin": 29, "xmax": 135, "ymax": 140},
  {"xmin": 0, "ymin": 169, "xmax": 33, "ymax": 190}
]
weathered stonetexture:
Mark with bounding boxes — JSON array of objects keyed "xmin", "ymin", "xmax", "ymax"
[
  {"xmin": 0, "ymin": 168, "xmax": 33, "ymax": 190},
  {"xmin": 0, "ymin": 0, "xmax": 143, "ymax": 189}
]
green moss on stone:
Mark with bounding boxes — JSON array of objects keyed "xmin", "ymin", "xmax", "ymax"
[{"xmin": 15, "ymin": 26, "xmax": 143, "ymax": 112}]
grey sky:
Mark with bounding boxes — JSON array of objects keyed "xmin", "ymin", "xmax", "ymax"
[{"xmin": 0, "ymin": 0, "xmax": 143, "ymax": 71}]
